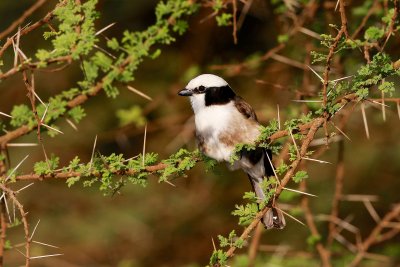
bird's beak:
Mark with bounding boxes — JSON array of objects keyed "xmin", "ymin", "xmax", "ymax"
[{"xmin": 178, "ymin": 88, "xmax": 193, "ymax": 96}]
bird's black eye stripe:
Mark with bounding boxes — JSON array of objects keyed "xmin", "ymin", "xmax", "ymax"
[{"xmin": 193, "ymin": 85, "xmax": 206, "ymax": 94}]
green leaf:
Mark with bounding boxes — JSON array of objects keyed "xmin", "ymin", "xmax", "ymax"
[
  {"xmin": 293, "ymin": 170, "xmax": 308, "ymax": 183},
  {"xmin": 277, "ymin": 34, "xmax": 289, "ymax": 43},
  {"xmin": 10, "ymin": 105, "xmax": 34, "ymax": 127},
  {"xmin": 364, "ymin": 26, "xmax": 384, "ymax": 41},
  {"xmin": 378, "ymin": 81, "xmax": 395, "ymax": 96},
  {"xmin": 68, "ymin": 106, "xmax": 86, "ymax": 123},
  {"xmin": 116, "ymin": 106, "xmax": 146, "ymax": 127},
  {"xmin": 66, "ymin": 176, "xmax": 80, "ymax": 187},
  {"xmin": 216, "ymin": 13, "xmax": 232, "ymax": 26}
]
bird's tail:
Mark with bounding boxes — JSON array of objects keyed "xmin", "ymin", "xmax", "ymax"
[{"xmin": 247, "ymin": 174, "xmax": 286, "ymax": 229}]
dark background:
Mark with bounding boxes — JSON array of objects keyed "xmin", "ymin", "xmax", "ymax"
[{"xmin": 0, "ymin": 0, "xmax": 400, "ymax": 266}]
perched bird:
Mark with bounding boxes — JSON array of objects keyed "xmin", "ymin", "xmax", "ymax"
[{"xmin": 178, "ymin": 74, "xmax": 285, "ymax": 229}]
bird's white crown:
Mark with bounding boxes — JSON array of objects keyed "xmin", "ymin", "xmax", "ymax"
[{"xmin": 185, "ymin": 74, "xmax": 228, "ymax": 89}]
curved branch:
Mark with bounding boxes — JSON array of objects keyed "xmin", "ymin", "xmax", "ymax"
[
  {"xmin": 0, "ymin": 0, "xmax": 67, "ymax": 58},
  {"xmin": 0, "ymin": 184, "xmax": 30, "ymax": 266},
  {"xmin": 0, "ymin": 0, "xmax": 48, "ymax": 41}
]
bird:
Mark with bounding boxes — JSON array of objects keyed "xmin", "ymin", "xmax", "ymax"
[{"xmin": 178, "ymin": 73, "xmax": 285, "ymax": 229}]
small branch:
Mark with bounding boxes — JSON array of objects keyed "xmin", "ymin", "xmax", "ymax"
[
  {"xmin": 381, "ymin": 0, "xmax": 399, "ymax": 50},
  {"xmin": 351, "ymin": 0, "xmax": 379, "ymax": 39},
  {"xmin": 327, "ymin": 138, "xmax": 345, "ymax": 246},
  {"xmin": 349, "ymin": 204, "xmax": 400, "ymax": 267},
  {"xmin": 301, "ymin": 180, "xmax": 331, "ymax": 267},
  {"xmin": 0, "ymin": 202, "xmax": 7, "ymax": 267},
  {"xmin": 232, "ymin": 0, "xmax": 238, "ymax": 44},
  {"xmin": 0, "ymin": 184, "xmax": 30, "ymax": 266},
  {"xmin": 221, "ymin": 118, "xmax": 324, "ymax": 263},
  {"xmin": 0, "ymin": 0, "xmax": 48, "ymax": 41},
  {"xmin": 0, "ymin": 0, "xmax": 68, "ymax": 58},
  {"xmin": 247, "ymin": 222, "xmax": 263, "ymax": 267}
]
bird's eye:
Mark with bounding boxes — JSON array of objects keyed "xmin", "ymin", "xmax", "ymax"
[{"xmin": 198, "ymin": 86, "xmax": 205, "ymax": 92}]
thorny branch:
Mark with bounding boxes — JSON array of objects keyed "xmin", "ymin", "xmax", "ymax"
[
  {"xmin": 0, "ymin": 0, "xmax": 68, "ymax": 58},
  {"xmin": 0, "ymin": 0, "xmax": 48, "ymax": 41},
  {"xmin": 349, "ymin": 204, "xmax": 400, "ymax": 267},
  {"xmin": 217, "ymin": 118, "xmax": 324, "ymax": 265},
  {"xmin": 0, "ymin": 184, "xmax": 30, "ymax": 267}
]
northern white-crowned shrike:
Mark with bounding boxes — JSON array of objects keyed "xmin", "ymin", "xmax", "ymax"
[{"xmin": 178, "ymin": 74, "xmax": 285, "ymax": 229}]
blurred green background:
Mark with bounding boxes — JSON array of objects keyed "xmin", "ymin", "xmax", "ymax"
[{"xmin": 1, "ymin": 0, "xmax": 400, "ymax": 266}]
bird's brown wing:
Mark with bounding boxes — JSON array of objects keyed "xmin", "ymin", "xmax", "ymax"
[{"xmin": 234, "ymin": 96, "xmax": 258, "ymax": 121}]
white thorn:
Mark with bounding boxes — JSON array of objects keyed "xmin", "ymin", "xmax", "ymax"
[
  {"xmin": 30, "ymin": 219, "xmax": 41, "ymax": 240},
  {"xmin": 6, "ymin": 155, "xmax": 29, "ymax": 181},
  {"xmin": 89, "ymin": 135, "xmax": 98, "ymax": 170},
  {"xmin": 307, "ymin": 65, "xmax": 323, "ymax": 82},
  {"xmin": 283, "ymin": 187, "xmax": 317, "ymax": 197},
  {"xmin": 302, "ymin": 157, "xmax": 332, "ymax": 164},
  {"xmin": 95, "ymin": 22, "xmax": 116, "ymax": 36},
  {"xmin": 127, "ymin": 85, "xmax": 153, "ymax": 101}
]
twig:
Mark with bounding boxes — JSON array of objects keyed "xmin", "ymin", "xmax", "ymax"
[
  {"xmin": 222, "ymin": 118, "xmax": 325, "ymax": 263},
  {"xmin": 247, "ymin": 222, "xmax": 263, "ymax": 267},
  {"xmin": 360, "ymin": 102, "xmax": 370, "ymax": 139},
  {"xmin": 0, "ymin": 0, "xmax": 68, "ymax": 58},
  {"xmin": 349, "ymin": 204, "xmax": 400, "ymax": 267},
  {"xmin": 300, "ymin": 180, "xmax": 331, "ymax": 267},
  {"xmin": 327, "ymin": 139, "xmax": 345, "ymax": 246},
  {"xmin": 0, "ymin": 0, "xmax": 47, "ymax": 40},
  {"xmin": 351, "ymin": 0, "xmax": 379, "ymax": 39},
  {"xmin": 381, "ymin": 0, "xmax": 398, "ymax": 50},
  {"xmin": 232, "ymin": 0, "xmax": 238, "ymax": 44},
  {"xmin": 0, "ymin": 184, "xmax": 30, "ymax": 266}
]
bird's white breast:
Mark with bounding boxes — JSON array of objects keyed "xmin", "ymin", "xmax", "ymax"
[{"xmin": 194, "ymin": 102, "xmax": 260, "ymax": 162}]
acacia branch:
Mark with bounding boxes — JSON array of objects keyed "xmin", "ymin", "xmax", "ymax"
[
  {"xmin": 0, "ymin": 0, "xmax": 48, "ymax": 41},
  {"xmin": 349, "ymin": 204, "xmax": 400, "ymax": 267},
  {"xmin": 220, "ymin": 118, "xmax": 324, "ymax": 263},
  {"xmin": 301, "ymin": 180, "xmax": 331, "ymax": 267},
  {"xmin": 0, "ymin": 0, "xmax": 67, "ymax": 58},
  {"xmin": 0, "ymin": 184, "xmax": 30, "ymax": 266}
]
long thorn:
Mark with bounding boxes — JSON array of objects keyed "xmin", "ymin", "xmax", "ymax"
[
  {"xmin": 278, "ymin": 208, "xmax": 305, "ymax": 226},
  {"xmin": 142, "ymin": 124, "xmax": 147, "ymax": 167},
  {"xmin": 211, "ymin": 237, "xmax": 217, "ymax": 251},
  {"xmin": 127, "ymin": 85, "xmax": 153, "ymax": 101},
  {"xmin": 289, "ymin": 130, "xmax": 300, "ymax": 157},
  {"xmin": 363, "ymin": 200, "xmax": 380, "ymax": 223},
  {"xmin": 265, "ymin": 152, "xmax": 281, "ymax": 185},
  {"xmin": 307, "ymin": 65, "xmax": 323, "ymax": 82},
  {"xmin": 277, "ymin": 104, "xmax": 281, "ymax": 130},
  {"xmin": 330, "ymin": 121, "xmax": 351, "ymax": 141},
  {"xmin": 95, "ymin": 22, "xmax": 116, "ymax": 36},
  {"xmin": 283, "ymin": 187, "xmax": 317, "ymax": 197},
  {"xmin": 65, "ymin": 118, "xmax": 78, "ymax": 131},
  {"xmin": 42, "ymin": 123, "xmax": 64, "ymax": 134},
  {"xmin": 331, "ymin": 75, "xmax": 353, "ymax": 83},
  {"xmin": 3, "ymin": 198, "xmax": 12, "ymax": 223},
  {"xmin": 6, "ymin": 155, "xmax": 29, "ymax": 181},
  {"xmin": 89, "ymin": 135, "xmax": 98, "ymax": 170},
  {"xmin": 7, "ymin": 143, "xmax": 38, "ymax": 147},
  {"xmin": 302, "ymin": 157, "xmax": 332, "ymax": 164},
  {"xmin": 0, "ymin": 111, "xmax": 12, "ymax": 118},
  {"xmin": 32, "ymin": 240, "xmax": 59, "ymax": 249},
  {"xmin": 292, "ymin": 100, "xmax": 322, "ymax": 103},
  {"xmin": 361, "ymin": 102, "xmax": 370, "ymax": 139},
  {"xmin": 381, "ymin": 91, "xmax": 386, "ymax": 122},
  {"xmin": 30, "ymin": 253, "xmax": 63, "ymax": 259},
  {"xmin": 16, "ymin": 183, "xmax": 34, "ymax": 193},
  {"xmin": 30, "ymin": 219, "xmax": 41, "ymax": 240}
]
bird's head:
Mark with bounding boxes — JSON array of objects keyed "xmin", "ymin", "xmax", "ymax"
[{"xmin": 178, "ymin": 74, "xmax": 236, "ymax": 113}]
